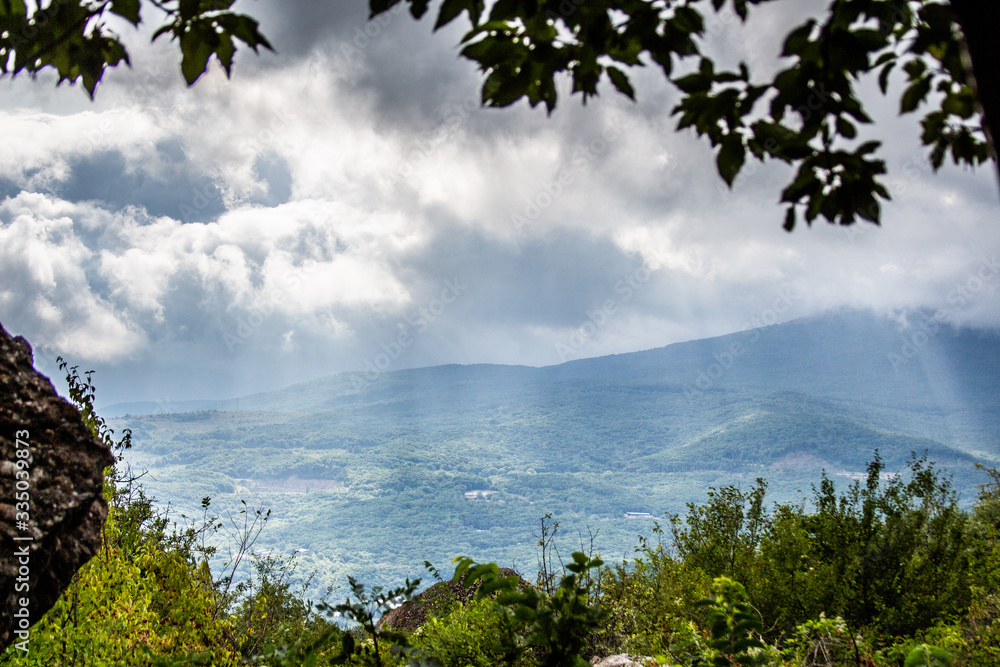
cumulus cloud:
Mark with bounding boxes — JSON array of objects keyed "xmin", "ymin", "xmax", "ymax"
[{"xmin": 0, "ymin": 194, "xmax": 145, "ymax": 360}]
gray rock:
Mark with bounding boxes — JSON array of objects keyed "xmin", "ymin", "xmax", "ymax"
[
  {"xmin": 591, "ymin": 655, "xmax": 655, "ymax": 667},
  {"xmin": 0, "ymin": 323, "xmax": 114, "ymax": 650}
]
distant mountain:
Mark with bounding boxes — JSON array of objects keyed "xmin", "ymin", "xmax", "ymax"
[
  {"xmin": 100, "ymin": 398, "xmax": 240, "ymax": 417},
  {"xmin": 106, "ymin": 309, "xmax": 1000, "ymax": 414},
  {"xmin": 111, "ymin": 310, "xmax": 1000, "ymax": 592},
  {"xmin": 155, "ymin": 309, "xmax": 998, "ymax": 458}
]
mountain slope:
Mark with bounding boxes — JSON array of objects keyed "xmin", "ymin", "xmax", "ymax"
[{"xmin": 109, "ymin": 310, "xmax": 1000, "ymax": 594}]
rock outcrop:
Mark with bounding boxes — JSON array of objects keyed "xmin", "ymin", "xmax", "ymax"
[
  {"xmin": 590, "ymin": 655, "xmax": 656, "ymax": 667},
  {"xmin": 0, "ymin": 323, "xmax": 114, "ymax": 650},
  {"xmin": 378, "ymin": 567, "xmax": 528, "ymax": 631}
]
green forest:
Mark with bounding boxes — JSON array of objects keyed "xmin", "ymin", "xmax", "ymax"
[
  {"xmin": 97, "ymin": 318, "xmax": 1000, "ymax": 601},
  {"xmin": 3, "ymin": 365, "xmax": 1000, "ymax": 667}
]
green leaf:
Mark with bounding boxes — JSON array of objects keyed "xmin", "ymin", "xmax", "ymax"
[
  {"xmin": 487, "ymin": 70, "xmax": 531, "ymax": 107},
  {"xmin": 215, "ymin": 14, "xmax": 273, "ymax": 51},
  {"xmin": 369, "ymin": 0, "xmax": 402, "ymax": 18},
  {"xmin": 0, "ymin": 0, "xmax": 27, "ymax": 17},
  {"xmin": 941, "ymin": 90, "xmax": 975, "ymax": 119},
  {"xmin": 674, "ymin": 73, "xmax": 710, "ymax": 94},
  {"xmin": 836, "ymin": 116, "xmax": 856, "ymax": 139},
  {"xmin": 151, "ymin": 24, "xmax": 174, "ymax": 42},
  {"xmin": 215, "ymin": 32, "xmax": 235, "ymax": 76},
  {"xmin": 873, "ymin": 51, "xmax": 895, "ymax": 66},
  {"xmin": 878, "ymin": 62, "xmax": 894, "ymax": 94},
  {"xmin": 178, "ymin": 0, "xmax": 200, "ymax": 21},
  {"xmin": 806, "ymin": 192, "xmax": 823, "ymax": 222},
  {"xmin": 781, "ymin": 166, "xmax": 819, "ymax": 203},
  {"xmin": 672, "ymin": 6, "xmax": 704, "ymax": 34},
  {"xmin": 180, "ymin": 26, "xmax": 216, "ymax": 85},
  {"xmin": 903, "ymin": 59, "xmax": 926, "ymax": 79},
  {"xmin": 930, "ymin": 142, "xmax": 947, "ymax": 169},
  {"xmin": 606, "ymin": 66, "xmax": 634, "ymax": 100},
  {"xmin": 408, "ymin": 0, "xmax": 430, "ymax": 19},
  {"xmin": 856, "ymin": 141, "xmax": 881, "ymax": 156},
  {"xmin": 857, "ymin": 197, "xmax": 880, "ymax": 223},
  {"xmin": 733, "ymin": 0, "xmax": 748, "ymax": 20},
  {"xmin": 782, "ymin": 20, "xmax": 814, "ymax": 56},
  {"xmin": 717, "ymin": 137, "xmax": 745, "ymax": 187},
  {"xmin": 783, "ymin": 206, "xmax": 796, "ymax": 232},
  {"xmin": 900, "ymin": 76, "xmax": 931, "ymax": 113},
  {"xmin": 904, "ymin": 644, "xmax": 953, "ymax": 667},
  {"xmin": 852, "ymin": 28, "xmax": 887, "ymax": 51},
  {"xmin": 434, "ymin": 0, "xmax": 466, "ymax": 30},
  {"xmin": 109, "ymin": 0, "xmax": 140, "ymax": 25}
]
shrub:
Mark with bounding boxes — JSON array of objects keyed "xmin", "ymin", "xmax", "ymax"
[
  {"xmin": 410, "ymin": 598, "xmax": 521, "ymax": 667},
  {"xmin": 593, "ymin": 525, "xmax": 709, "ymax": 660}
]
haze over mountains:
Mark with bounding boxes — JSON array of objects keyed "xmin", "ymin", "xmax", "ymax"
[
  {"xmin": 107, "ymin": 309, "xmax": 1000, "ymax": 459},
  {"xmin": 108, "ymin": 310, "xmax": 1000, "ymax": 591}
]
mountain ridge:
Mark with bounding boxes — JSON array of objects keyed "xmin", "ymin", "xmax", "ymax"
[{"xmin": 101, "ymin": 309, "xmax": 1000, "ymax": 420}]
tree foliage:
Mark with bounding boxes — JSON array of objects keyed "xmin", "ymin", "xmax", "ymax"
[
  {"xmin": 3, "ymin": 1, "xmax": 995, "ymax": 230},
  {"xmin": 374, "ymin": 0, "xmax": 997, "ymax": 229},
  {"xmin": 0, "ymin": 0, "xmax": 271, "ymax": 96}
]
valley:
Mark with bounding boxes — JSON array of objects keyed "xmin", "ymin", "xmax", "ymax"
[{"xmin": 108, "ymin": 311, "xmax": 1000, "ymax": 598}]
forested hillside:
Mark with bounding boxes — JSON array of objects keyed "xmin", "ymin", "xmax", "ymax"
[
  {"xmin": 98, "ymin": 312, "xmax": 1000, "ymax": 596},
  {"xmin": 5, "ymin": 361, "xmax": 999, "ymax": 667}
]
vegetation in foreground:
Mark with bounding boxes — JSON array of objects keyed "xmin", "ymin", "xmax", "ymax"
[{"xmin": 3, "ymin": 365, "xmax": 1000, "ymax": 667}]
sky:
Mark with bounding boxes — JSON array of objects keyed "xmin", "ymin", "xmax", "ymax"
[{"xmin": 1, "ymin": 0, "xmax": 999, "ymax": 407}]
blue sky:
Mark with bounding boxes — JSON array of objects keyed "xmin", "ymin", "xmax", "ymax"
[{"xmin": 1, "ymin": 0, "xmax": 998, "ymax": 407}]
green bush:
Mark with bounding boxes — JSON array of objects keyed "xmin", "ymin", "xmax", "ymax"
[
  {"xmin": 594, "ymin": 526, "xmax": 708, "ymax": 660},
  {"xmin": 411, "ymin": 598, "xmax": 521, "ymax": 667},
  {"xmin": 903, "ymin": 644, "xmax": 953, "ymax": 667},
  {"xmin": 694, "ymin": 577, "xmax": 764, "ymax": 667},
  {"xmin": 780, "ymin": 614, "xmax": 863, "ymax": 667}
]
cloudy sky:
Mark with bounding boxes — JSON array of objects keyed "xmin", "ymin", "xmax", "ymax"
[{"xmin": 1, "ymin": 0, "xmax": 998, "ymax": 407}]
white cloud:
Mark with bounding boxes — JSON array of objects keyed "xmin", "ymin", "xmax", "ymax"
[
  {"xmin": 0, "ymin": 193, "xmax": 145, "ymax": 361},
  {"xmin": 0, "ymin": 108, "xmax": 169, "ymax": 185}
]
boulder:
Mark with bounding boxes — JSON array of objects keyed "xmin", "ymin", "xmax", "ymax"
[
  {"xmin": 0, "ymin": 323, "xmax": 114, "ymax": 650},
  {"xmin": 590, "ymin": 655, "xmax": 656, "ymax": 667},
  {"xmin": 378, "ymin": 567, "xmax": 528, "ymax": 631}
]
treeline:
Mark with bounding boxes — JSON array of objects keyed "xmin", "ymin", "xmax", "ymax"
[
  {"xmin": 301, "ymin": 454, "xmax": 999, "ymax": 667},
  {"xmin": 594, "ymin": 454, "xmax": 1000, "ymax": 665}
]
